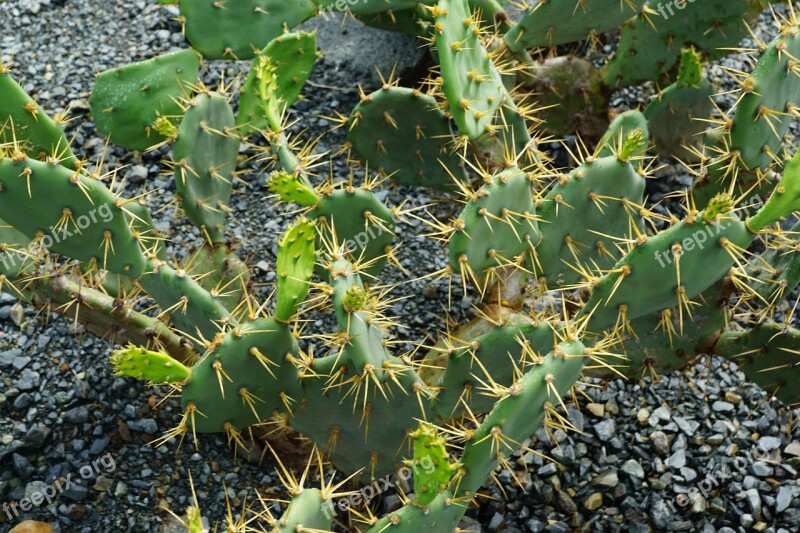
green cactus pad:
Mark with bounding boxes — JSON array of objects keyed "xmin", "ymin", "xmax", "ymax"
[
  {"xmin": 432, "ymin": 319, "xmax": 555, "ymax": 419},
  {"xmin": 111, "ymin": 345, "xmax": 191, "ymax": 383},
  {"xmin": 601, "ymin": 0, "xmax": 762, "ymax": 87},
  {"xmin": 354, "ymin": 6, "xmax": 432, "ymax": 36},
  {"xmin": 0, "ymin": 157, "xmax": 148, "ymax": 276},
  {"xmin": 275, "ymin": 218, "xmax": 316, "ymax": 322},
  {"xmin": 275, "ymin": 488, "xmax": 333, "ymax": 533},
  {"xmin": 182, "ymin": 318, "xmax": 303, "ymax": 432},
  {"xmin": 433, "ymin": 0, "xmax": 512, "ymax": 141},
  {"xmin": 749, "ymin": 220, "xmax": 800, "ymax": 303},
  {"xmin": 582, "ymin": 206, "xmax": 754, "ymax": 332},
  {"xmin": 406, "ymin": 422, "xmax": 459, "ymax": 506},
  {"xmin": 0, "ymin": 216, "xmax": 34, "ymax": 279},
  {"xmin": 180, "ymin": 0, "xmax": 316, "ymax": 60},
  {"xmin": 290, "ymin": 353, "xmax": 429, "ymax": 478},
  {"xmin": 505, "ymin": 0, "xmax": 646, "ymax": 50},
  {"xmin": 311, "ymin": 188, "xmax": 395, "ymax": 279},
  {"xmin": 528, "ymin": 56, "xmax": 610, "ymax": 138},
  {"xmin": 692, "ymin": 16, "xmax": 800, "ymax": 207},
  {"xmin": 537, "ymin": 153, "xmax": 646, "ymax": 288},
  {"xmin": 179, "ymin": 243, "xmax": 250, "ymax": 314},
  {"xmin": 139, "ymin": 263, "xmax": 234, "ymax": 340},
  {"xmin": 644, "ymin": 81, "xmax": 713, "ymax": 161},
  {"xmin": 715, "ymin": 324, "xmax": 800, "ymax": 405},
  {"xmin": 237, "ymin": 31, "xmax": 319, "ymax": 136},
  {"xmin": 728, "ymin": 29, "xmax": 800, "ymax": 171},
  {"xmin": 90, "ymin": 49, "xmax": 199, "ymax": 151},
  {"xmin": 268, "ymin": 171, "xmax": 319, "ymax": 207},
  {"xmin": 615, "ymin": 287, "xmax": 728, "ymax": 377},
  {"xmin": 0, "ymin": 68, "xmax": 78, "ymax": 169},
  {"xmin": 596, "ymin": 110, "xmax": 649, "ymax": 158},
  {"xmin": 174, "ymin": 92, "xmax": 239, "ymax": 243},
  {"xmin": 456, "ymin": 340, "xmax": 585, "ymax": 494},
  {"xmin": 348, "ymin": 86, "xmax": 466, "ymax": 190},
  {"xmin": 449, "ymin": 167, "xmax": 540, "ymax": 286}
]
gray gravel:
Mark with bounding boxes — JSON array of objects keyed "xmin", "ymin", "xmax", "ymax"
[{"xmin": 0, "ymin": 1, "xmax": 799, "ymax": 532}]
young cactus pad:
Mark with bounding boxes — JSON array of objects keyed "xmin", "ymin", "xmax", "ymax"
[
  {"xmin": 268, "ymin": 171, "xmax": 320, "ymax": 207},
  {"xmin": 406, "ymin": 422, "xmax": 460, "ymax": 506},
  {"xmin": 275, "ymin": 217, "xmax": 316, "ymax": 322},
  {"xmin": 111, "ymin": 345, "xmax": 191, "ymax": 383},
  {"xmin": 237, "ymin": 31, "xmax": 319, "ymax": 136}
]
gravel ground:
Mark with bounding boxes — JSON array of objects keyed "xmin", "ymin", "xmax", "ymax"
[{"xmin": 0, "ymin": 1, "xmax": 798, "ymax": 532}]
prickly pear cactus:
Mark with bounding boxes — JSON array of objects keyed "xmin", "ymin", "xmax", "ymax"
[{"xmin": 6, "ymin": 2, "xmax": 800, "ymax": 531}]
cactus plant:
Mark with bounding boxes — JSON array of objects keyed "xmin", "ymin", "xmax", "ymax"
[{"xmin": 3, "ymin": 0, "xmax": 800, "ymax": 531}]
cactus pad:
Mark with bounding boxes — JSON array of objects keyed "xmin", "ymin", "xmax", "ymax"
[
  {"xmin": 433, "ymin": 0, "xmax": 512, "ymax": 141},
  {"xmin": 348, "ymin": 86, "xmax": 466, "ymax": 190},
  {"xmin": 311, "ymin": 188, "xmax": 395, "ymax": 279},
  {"xmin": 111, "ymin": 345, "xmax": 191, "ymax": 384},
  {"xmin": 173, "ymin": 92, "xmax": 239, "ymax": 243},
  {"xmin": 582, "ymin": 203, "xmax": 754, "ymax": 331},
  {"xmin": 601, "ymin": 0, "xmax": 761, "ymax": 87},
  {"xmin": 0, "ymin": 68, "xmax": 78, "ymax": 169},
  {"xmin": 182, "ymin": 318, "xmax": 303, "ymax": 432},
  {"xmin": 537, "ymin": 150, "xmax": 646, "ymax": 287},
  {"xmin": 0, "ymin": 157, "xmax": 148, "ymax": 276},
  {"xmin": 139, "ymin": 263, "xmax": 234, "ymax": 340},
  {"xmin": 715, "ymin": 324, "xmax": 800, "ymax": 405},
  {"xmin": 505, "ymin": 0, "xmax": 646, "ymax": 50},
  {"xmin": 275, "ymin": 218, "xmax": 316, "ymax": 322},
  {"xmin": 237, "ymin": 32, "xmax": 319, "ymax": 136},
  {"xmin": 90, "ymin": 49, "xmax": 200, "ymax": 151},
  {"xmin": 180, "ymin": 0, "xmax": 316, "ymax": 60},
  {"xmin": 529, "ymin": 56, "xmax": 610, "ymax": 138},
  {"xmin": 449, "ymin": 167, "xmax": 540, "ymax": 286},
  {"xmin": 728, "ymin": 29, "xmax": 800, "ymax": 171},
  {"xmin": 432, "ymin": 319, "xmax": 555, "ymax": 419}
]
